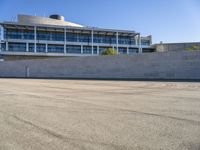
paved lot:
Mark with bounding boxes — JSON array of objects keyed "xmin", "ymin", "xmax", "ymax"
[{"xmin": 0, "ymin": 79, "xmax": 200, "ymax": 150}]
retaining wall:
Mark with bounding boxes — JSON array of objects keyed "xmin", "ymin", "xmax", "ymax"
[
  {"xmin": 0, "ymin": 51, "xmax": 200, "ymax": 80},
  {"xmin": 155, "ymin": 42, "xmax": 200, "ymax": 52}
]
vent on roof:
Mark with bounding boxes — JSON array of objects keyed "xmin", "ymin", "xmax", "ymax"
[{"xmin": 49, "ymin": 14, "xmax": 65, "ymax": 21}]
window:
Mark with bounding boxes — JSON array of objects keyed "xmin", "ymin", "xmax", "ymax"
[
  {"xmin": 1, "ymin": 43, "xmax": 6, "ymax": 51},
  {"xmin": 118, "ymin": 36, "xmax": 135, "ymax": 45},
  {"xmin": 5, "ymin": 28, "xmax": 34, "ymax": 40},
  {"xmin": 93, "ymin": 46, "xmax": 97, "ymax": 54},
  {"xmin": 66, "ymin": 45, "xmax": 81, "ymax": 54},
  {"xmin": 37, "ymin": 44, "xmax": 46, "ymax": 53},
  {"xmin": 8, "ymin": 42, "xmax": 26, "ymax": 52},
  {"xmin": 83, "ymin": 46, "xmax": 92, "ymax": 54},
  {"xmin": 48, "ymin": 44, "xmax": 64, "ymax": 53},
  {"xmin": 118, "ymin": 47, "xmax": 127, "ymax": 54},
  {"xmin": 29, "ymin": 43, "xmax": 34, "ymax": 52},
  {"xmin": 129, "ymin": 48, "xmax": 138, "ymax": 54},
  {"xmin": 141, "ymin": 40, "xmax": 150, "ymax": 46}
]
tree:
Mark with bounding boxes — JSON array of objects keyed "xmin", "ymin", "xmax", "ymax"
[
  {"xmin": 101, "ymin": 48, "xmax": 117, "ymax": 56},
  {"xmin": 187, "ymin": 45, "xmax": 200, "ymax": 51}
]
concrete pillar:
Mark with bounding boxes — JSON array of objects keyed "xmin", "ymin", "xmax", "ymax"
[
  {"xmin": 116, "ymin": 32, "xmax": 119, "ymax": 54},
  {"xmin": 81, "ymin": 45, "xmax": 83, "ymax": 54},
  {"xmin": 127, "ymin": 47, "xmax": 129, "ymax": 54},
  {"xmin": 45, "ymin": 43, "xmax": 48, "ymax": 53},
  {"xmin": 34, "ymin": 26, "xmax": 37, "ymax": 53},
  {"xmin": 135, "ymin": 35, "xmax": 138, "ymax": 46},
  {"xmin": 6, "ymin": 42, "xmax": 8, "ymax": 51},
  {"xmin": 149, "ymin": 35, "xmax": 153, "ymax": 45},
  {"xmin": 91, "ymin": 29, "xmax": 94, "ymax": 55},
  {"xmin": 64, "ymin": 28, "xmax": 66, "ymax": 54},
  {"xmin": 26, "ymin": 43, "xmax": 29, "ymax": 52},
  {"xmin": 138, "ymin": 34, "xmax": 142, "ymax": 53},
  {"xmin": 97, "ymin": 46, "xmax": 100, "ymax": 55}
]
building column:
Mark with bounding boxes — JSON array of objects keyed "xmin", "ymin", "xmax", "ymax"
[
  {"xmin": 6, "ymin": 42, "xmax": 8, "ymax": 51},
  {"xmin": 97, "ymin": 46, "xmax": 99, "ymax": 55},
  {"xmin": 0, "ymin": 43, "xmax": 1, "ymax": 52},
  {"xmin": 135, "ymin": 35, "xmax": 138, "ymax": 46},
  {"xmin": 26, "ymin": 43, "xmax": 29, "ymax": 52},
  {"xmin": 91, "ymin": 29, "xmax": 94, "ymax": 55},
  {"xmin": 116, "ymin": 32, "xmax": 119, "ymax": 54},
  {"xmin": 81, "ymin": 45, "xmax": 83, "ymax": 54},
  {"xmin": 45, "ymin": 43, "xmax": 48, "ymax": 53},
  {"xmin": 64, "ymin": 28, "xmax": 67, "ymax": 54},
  {"xmin": 34, "ymin": 26, "xmax": 37, "ymax": 53},
  {"xmin": 138, "ymin": 34, "xmax": 142, "ymax": 53},
  {"xmin": 127, "ymin": 47, "xmax": 129, "ymax": 54}
]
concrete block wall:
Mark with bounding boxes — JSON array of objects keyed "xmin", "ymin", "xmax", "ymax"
[
  {"xmin": 0, "ymin": 50, "xmax": 200, "ymax": 80},
  {"xmin": 155, "ymin": 42, "xmax": 200, "ymax": 52}
]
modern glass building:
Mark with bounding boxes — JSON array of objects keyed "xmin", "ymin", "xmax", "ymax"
[{"xmin": 0, "ymin": 14, "xmax": 153, "ymax": 58}]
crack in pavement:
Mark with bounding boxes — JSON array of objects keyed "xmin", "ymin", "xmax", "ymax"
[{"xmin": 0, "ymin": 111, "xmax": 133, "ymax": 150}]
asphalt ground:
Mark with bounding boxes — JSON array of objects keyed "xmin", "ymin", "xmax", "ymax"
[{"xmin": 0, "ymin": 79, "xmax": 200, "ymax": 150}]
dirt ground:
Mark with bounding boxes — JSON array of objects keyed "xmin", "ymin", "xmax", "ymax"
[{"xmin": 0, "ymin": 79, "xmax": 200, "ymax": 150}]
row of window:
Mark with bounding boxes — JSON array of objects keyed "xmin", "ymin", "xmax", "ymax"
[
  {"xmin": 4, "ymin": 29, "xmax": 149, "ymax": 46},
  {"xmin": 1, "ymin": 42, "xmax": 139, "ymax": 54}
]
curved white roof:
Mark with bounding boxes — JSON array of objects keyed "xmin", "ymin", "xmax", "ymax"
[{"xmin": 18, "ymin": 14, "xmax": 84, "ymax": 28}]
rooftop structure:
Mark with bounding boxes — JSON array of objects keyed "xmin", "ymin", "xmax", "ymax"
[{"xmin": 0, "ymin": 14, "xmax": 153, "ymax": 59}]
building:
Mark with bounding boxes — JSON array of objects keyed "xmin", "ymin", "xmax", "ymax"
[{"xmin": 0, "ymin": 14, "xmax": 153, "ymax": 60}]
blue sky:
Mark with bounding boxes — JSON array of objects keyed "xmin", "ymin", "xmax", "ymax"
[{"xmin": 0, "ymin": 0, "xmax": 200, "ymax": 43}]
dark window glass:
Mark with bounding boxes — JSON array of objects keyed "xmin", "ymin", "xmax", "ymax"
[
  {"xmin": 141, "ymin": 40, "xmax": 150, "ymax": 46},
  {"xmin": 129, "ymin": 48, "xmax": 138, "ymax": 54},
  {"xmin": 48, "ymin": 45, "xmax": 64, "ymax": 53},
  {"xmin": 37, "ymin": 44, "xmax": 46, "ymax": 53},
  {"xmin": 83, "ymin": 46, "xmax": 92, "ymax": 54},
  {"xmin": 118, "ymin": 47, "xmax": 127, "ymax": 54},
  {"xmin": 66, "ymin": 45, "xmax": 81, "ymax": 54},
  {"xmin": 8, "ymin": 42, "xmax": 26, "ymax": 52},
  {"xmin": 1, "ymin": 43, "xmax": 6, "ymax": 51},
  {"xmin": 29, "ymin": 43, "xmax": 34, "ymax": 52},
  {"xmin": 5, "ymin": 28, "xmax": 34, "ymax": 40}
]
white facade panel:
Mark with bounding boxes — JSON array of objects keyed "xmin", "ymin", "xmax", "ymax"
[{"xmin": 0, "ymin": 25, "xmax": 4, "ymax": 41}]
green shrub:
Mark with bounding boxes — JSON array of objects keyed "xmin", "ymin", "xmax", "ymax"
[
  {"xmin": 101, "ymin": 48, "xmax": 117, "ymax": 56},
  {"xmin": 187, "ymin": 45, "xmax": 200, "ymax": 51}
]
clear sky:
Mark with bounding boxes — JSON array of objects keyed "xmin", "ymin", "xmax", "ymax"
[{"xmin": 0, "ymin": 0, "xmax": 199, "ymax": 43}]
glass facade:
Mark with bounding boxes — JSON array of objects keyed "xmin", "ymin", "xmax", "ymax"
[
  {"xmin": 29, "ymin": 43, "xmax": 34, "ymax": 52},
  {"xmin": 1, "ymin": 25, "xmax": 152, "ymax": 55},
  {"xmin": 66, "ymin": 33, "xmax": 91, "ymax": 43},
  {"xmin": 83, "ymin": 46, "xmax": 92, "ymax": 54},
  {"xmin": 37, "ymin": 31, "xmax": 64, "ymax": 41},
  {"xmin": 94, "ymin": 35, "xmax": 116, "ymax": 44},
  {"xmin": 1, "ymin": 43, "xmax": 6, "ymax": 51},
  {"xmin": 93, "ymin": 46, "xmax": 97, "ymax": 54},
  {"xmin": 48, "ymin": 44, "xmax": 64, "ymax": 53},
  {"xmin": 66, "ymin": 45, "xmax": 81, "ymax": 54},
  {"xmin": 141, "ymin": 40, "xmax": 150, "ymax": 46},
  {"xmin": 119, "ymin": 36, "xmax": 135, "ymax": 45},
  {"xmin": 5, "ymin": 29, "xmax": 34, "ymax": 40},
  {"xmin": 8, "ymin": 42, "xmax": 26, "ymax": 52},
  {"xmin": 37, "ymin": 44, "xmax": 46, "ymax": 53},
  {"xmin": 118, "ymin": 47, "xmax": 127, "ymax": 54},
  {"xmin": 129, "ymin": 48, "xmax": 138, "ymax": 54}
]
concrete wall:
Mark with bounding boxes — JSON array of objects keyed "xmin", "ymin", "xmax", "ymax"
[
  {"xmin": 0, "ymin": 51, "xmax": 200, "ymax": 80},
  {"xmin": 155, "ymin": 42, "xmax": 200, "ymax": 52}
]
